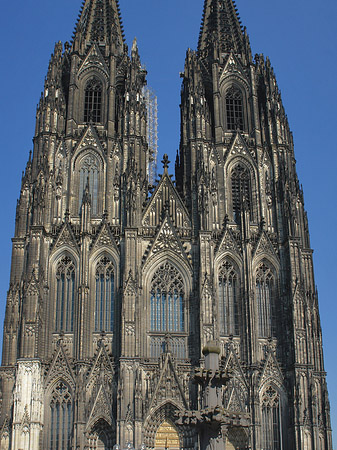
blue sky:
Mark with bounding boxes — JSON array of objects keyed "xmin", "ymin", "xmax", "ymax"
[{"xmin": 0, "ymin": 0, "xmax": 336, "ymax": 445}]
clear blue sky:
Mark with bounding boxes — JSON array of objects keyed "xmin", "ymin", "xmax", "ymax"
[{"xmin": 0, "ymin": 0, "xmax": 336, "ymax": 445}]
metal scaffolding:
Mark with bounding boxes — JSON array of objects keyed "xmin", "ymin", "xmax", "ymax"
[{"xmin": 143, "ymin": 86, "xmax": 158, "ymax": 185}]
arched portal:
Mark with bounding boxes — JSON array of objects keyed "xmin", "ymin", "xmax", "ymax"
[
  {"xmin": 88, "ymin": 419, "xmax": 114, "ymax": 450},
  {"xmin": 226, "ymin": 427, "xmax": 249, "ymax": 450},
  {"xmin": 155, "ymin": 421, "xmax": 180, "ymax": 450}
]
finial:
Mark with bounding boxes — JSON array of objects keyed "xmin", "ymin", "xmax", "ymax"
[
  {"xmin": 132, "ymin": 37, "xmax": 138, "ymax": 53},
  {"xmin": 162, "ymin": 154, "xmax": 170, "ymax": 171}
]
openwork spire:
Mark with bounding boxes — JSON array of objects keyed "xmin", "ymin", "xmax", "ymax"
[
  {"xmin": 198, "ymin": 0, "xmax": 244, "ymax": 55},
  {"xmin": 73, "ymin": 0, "xmax": 125, "ymax": 48}
]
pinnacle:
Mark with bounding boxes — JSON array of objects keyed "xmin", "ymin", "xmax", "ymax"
[
  {"xmin": 72, "ymin": 0, "xmax": 125, "ymax": 50},
  {"xmin": 198, "ymin": 0, "xmax": 245, "ymax": 56}
]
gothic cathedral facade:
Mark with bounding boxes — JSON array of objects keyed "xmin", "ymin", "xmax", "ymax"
[{"xmin": 0, "ymin": 1, "xmax": 333, "ymax": 449}]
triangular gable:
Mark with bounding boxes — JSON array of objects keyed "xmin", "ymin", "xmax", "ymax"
[
  {"xmin": 87, "ymin": 385, "xmax": 112, "ymax": 427},
  {"xmin": 78, "ymin": 43, "xmax": 109, "ymax": 78},
  {"xmin": 87, "ymin": 344, "xmax": 115, "ymax": 391},
  {"xmin": 209, "ymin": 145, "xmax": 221, "ymax": 165},
  {"xmin": 223, "ymin": 348, "xmax": 248, "ymax": 390},
  {"xmin": 124, "ymin": 269, "xmax": 137, "ymax": 295},
  {"xmin": 225, "ymin": 132, "xmax": 255, "ymax": 163},
  {"xmin": 222, "ymin": 348, "xmax": 248, "ymax": 412},
  {"xmin": 258, "ymin": 351, "xmax": 284, "ymax": 390},
  {"xmin": 45, "ymin": 345, "xmax": 75, "ymax": 389},
  {"xmin": 91, "ymin": 222, "xmax": 119, "ymax": 254},
  {"xmin": 216, "ymin": 228, "xmax": 241, "ymax": 257},
  {"xmin": 226, "ymin": 384, "xmax": 246, "ymax": 412},
  {"xmin": 143, "ymin": 214, "xmax": 191, "ymax": 267},
  {"xmin": 149, "ymin": 353, "xmax": 188, "ymax": 410},
  {"xmin": 220, "ymin": 52, "xmax": 248, "ymax": 82},
  {"xmin": 143, "ymin": 172, "xmax": 191, "ymax": 229},
  {"xmin": 253, "ymin": 231, "xmax": 278, "ymax": 260},
  {"xmin": 201, "ymin": 273, "xmax": 213, "ymax": 298},
  {"xmin": 74, "ymin": 125, "xmax": 105, "ymax": 159},
  {"xmin": 25, "ymin": 271, "xmax": 40, "ymax": 297},
  {"xmin": 52, "ymin": 222, "xmax": 80, "ymax": 253},
  {"xmin": 0, "ymin": 417, "xmax": 10, "ymax": 440}
]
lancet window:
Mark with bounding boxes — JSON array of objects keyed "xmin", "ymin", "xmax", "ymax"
[
  {"xmin": 55, "ymin": 257, "xmax": 75, "ymax": 332},
  {"xmin": 79, "ymin": 154, "xmax": 100, "ymax": 215},
  {"xmin": 218, "ymin": 261, "xmax": 239, "ymax": 336},
  {"xmin": 261, "ymin": 386, "xmax": 281, "ymax": 450},
  {"xmin": 256, "ymin": 263, "xmax": 276, "ymax": 338},
  {"xmin": 49, "ymin": 381, "xmax": 73, "ymax": 450},
  {"xmin": 225, "ymin": 85, "xmax": 244, "ymax": 131},
  {"xmin": 84, "ymin": 77, "xmax": 102, "ymax": 123},
  {"xmin": 95, "ymin": 256, "xmax": 115, "ymax": 332},
  {"xmin": 150, "ymin": 262, "xmax": 185, "ymax": 332},
  {"xmin": 231, "ymin": 164, "xmax": 251, "ymax": 223}
]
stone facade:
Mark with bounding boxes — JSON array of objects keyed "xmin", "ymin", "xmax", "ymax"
[{"xmin": 0, "ymin": 0, "xmax": 333, "ymax": 449}]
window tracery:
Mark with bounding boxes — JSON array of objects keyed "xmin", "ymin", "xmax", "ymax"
[
  {"xmin": 150, "ymin": 262, "xmax": 185, "ymax": 333},
  {"xmin": 218, "ymin": 261, "xmax": 239, "ymax": 336},
  {"xmin": 231, "ymin": 164, "xmax": 251, "ymax": 223},
  {"xmin": 79, "ymin": 154, "xmax": 100, "ymax": 215},
  {"xmin": 84, "ymin": 78, "xmax": 102, "ymax": 123},
  {"xmin": 55, "ymin": 257, "xmax": 76, "ymax": 332},
  {"xmin": 95, "ymin": 256, "xmax": 115, "ymax": 332},
  {"xmin": 256, "ymin": 263, "xmax": 276, "ymax": 338},
  {"xmin": 261, "ymin": 386, "xmax": 281, "ymax": 450},
  {"xmin": 225, "ymin": 85, "xmax": 244, "ymax": 131},
  {"xmin": 49, "ymin": 381, "xmax": 73, "ymax": 450}
]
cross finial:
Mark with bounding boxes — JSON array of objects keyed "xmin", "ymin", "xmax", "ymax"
[{"xmin": 162, "ymin": 154, "xmax": 170, "ymax": 171}]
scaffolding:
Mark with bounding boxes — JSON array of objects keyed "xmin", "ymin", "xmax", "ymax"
[{"xmin": 143, "ymin": 86, "xmax": 158, "ymax": 185}]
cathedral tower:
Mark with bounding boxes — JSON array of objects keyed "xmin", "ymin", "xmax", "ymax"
[{"xmin": 0, "ymin": 0, "xmax": 333, "ymax": 449}]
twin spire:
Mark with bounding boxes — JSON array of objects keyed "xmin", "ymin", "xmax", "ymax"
[
  {"xmin": 72, "ymin": 0, "xmax": 244, "ymax": 56},
  {"xmin": 73, "ymin": 0, "xmax": 125, "ymax": 49},
  {"xmin": 198, "ymin": 0, "xmax": 245, "ymax": 55}
]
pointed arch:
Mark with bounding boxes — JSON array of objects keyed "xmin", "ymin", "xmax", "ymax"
[
  {"xmin": 94, "ymin": 256, "xmax": 115, "ymax": 333},
  {"xmin": 143, "ymin": 401, "xmax": 189, "ymax": 450},
  {"xmin": 217, "ymin": 257, "xmax": 241, "ymax": 336},
  {"xmin": 143, "ymin": 255, "xmax": 192, "ymax": 360},
  {"xmin": 150, "ymin": 262, "xmax": 185, "ymax": 333},
  {"xmin": 54, "ymin": 255, "xmax": 76, "ymax": 333},
  {"xmin": 225, "ymin": 85, "xmax": 244, "ymax": 131},
  {"xmin": 254, "ymin": 259, "xmax": 279, "ymax": 338},
  {"xmin": 87, "ymin": 419, "xmax": 115, "ymax": 450},
  {"xmin": 84, "ymin": 77, "xmax": 103, "ymax": 123},
  {"xmin": 155, "ymin": 420, "xmax": 180, "ymax": 450},
  {"xmin": 231, "ymin": 163, "xmax": 251, "ymax": 223},
  {"xmin": 220, "ymin": 77, "xmax": 250, "ymax": 133},
  {"xmin": 260, "ymin": 384, "xmax": 283, "ymax": 450},
  {"xmin": 46, "ymin": 379, "xmax": 73, "ymax": 450},
  {"xmin": 72, "ymin": 149, "xmax": 105, "ymax": 217},
  {"xmin": 224, "ymin": 156, "xmax": 258, "ymax": 224}
]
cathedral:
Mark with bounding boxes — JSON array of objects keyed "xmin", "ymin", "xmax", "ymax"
[{"xmin": 0, "ymin": 0, "xmax": 333, "ymax": 449}]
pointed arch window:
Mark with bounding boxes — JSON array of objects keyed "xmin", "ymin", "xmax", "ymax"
[
  {"xmin": 55, "ymin": 257, "xmax": 76, "ymax": 332},
  {"xmin": 95, "ymin": 256, "xmax": 115, "ymax": 332},
  {"xmin": 261, "ymin": 386, "xmax": 282, "ymax": 450},
  {"xmin": 150, "ymin": 262, "xmax": 185, "ymax": 332},
  {"xmin": 231, "ymin": 164, "xmax": 252, "ymax": 223},
  {"xmin": 226, "ymin": 85, "xmax": 244, "ymax": 131},
  {"xmin": 218, "ymin": 261, "xmax": 239, "ymax": 336},
  {"xmin": 79, "ymin": 154, "xmax": 100, "ymax": 215},
  {"xmin": 256, "ymin": 263, "xmax": 276, "ymax": 338},
  {"xmin": 84, "ymin": 78, "xmax": 102, "ymax": 123},
  {"xmin": 49, "ymin": 381, "xmax": 73, "ymax": 450}
]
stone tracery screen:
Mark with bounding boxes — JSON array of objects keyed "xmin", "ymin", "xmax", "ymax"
[{"xmin": 150, "ymin": 262, "xmax": 185, "ymax": 333}]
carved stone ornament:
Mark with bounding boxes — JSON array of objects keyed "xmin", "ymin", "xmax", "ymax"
[{"xmin": 152, "ymin": 220, "xmax": 183, "ymax": 256}]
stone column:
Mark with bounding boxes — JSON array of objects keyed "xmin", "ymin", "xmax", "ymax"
[{"xmin": 11, "ymin": 360, "xmax": 44, "ymax": 450}]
